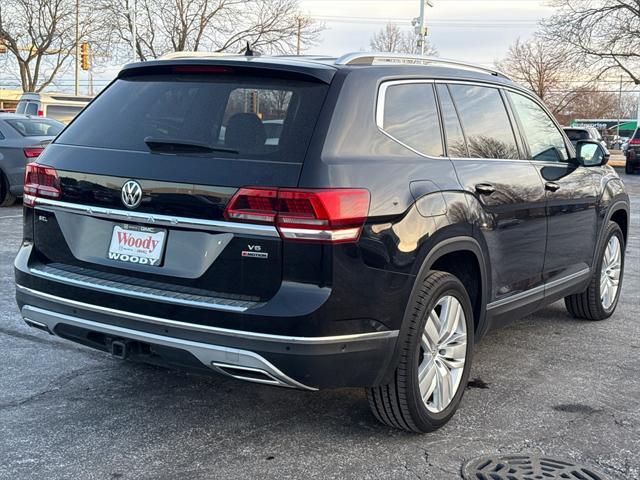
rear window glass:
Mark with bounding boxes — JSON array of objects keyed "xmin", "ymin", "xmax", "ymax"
[
  {"xmin": 6, "ymin": 118, "xmax": 64, "ymax": 137},
  {"xmin": 633, "ymin": 129, "xmax": 640, "ymax": 140},
  {"xmin": 55, "ymin": 74, "xmax": 328, "ymax": 163},
  {"xmin": 564, "ymin": 129, "xmax": 590, "ymax": 142},
  {"xmin": 381, "ymin": 83, "xmax": 443, "ymax": 157},
  {"xmin": 17, "ymin": 101, "xmax": 39, "ymax": 116}
]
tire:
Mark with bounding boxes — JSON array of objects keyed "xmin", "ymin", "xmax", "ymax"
[
  {"xmin": 0, "ymin": 173, "xmax": 17, "ymax": 207},
  {"xmin": 626, "ymin": 162, "xmax": 635, "ymax": 175},
  {"xmin": 564, "ymin": 221, "xmax": 625, "ymax": 321},
  {"xmin": 367, "ymin": 270, "xmax": 474, "ymax": 433}
]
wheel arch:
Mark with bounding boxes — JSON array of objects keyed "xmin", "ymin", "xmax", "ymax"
[{"xmin": 376, "ymin": 236, "xmax": 490, "ymax": 385}]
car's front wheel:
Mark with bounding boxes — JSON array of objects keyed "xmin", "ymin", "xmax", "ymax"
[
  {"xmin": 565, "ymin": 221, "xmax": 625, "ymax": 320},
  {"xmin": 367, "ymin": 271, "xmax": 474, "ymax": 432}
]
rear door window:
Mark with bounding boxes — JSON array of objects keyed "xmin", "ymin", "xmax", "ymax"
[
  {"xmin": 379, "ymin": 82, "xmax": 443, "ymax": 157},
  {"xmin": 448, "ymin": 84, "xmax": 519, "ymax": 159},
  {"xmin": 436, "ymin": 84, "xmax": 468, "ymax": 157},
  {"xmin": 55, "ymin": 73, "xmax": 328, "ymax": 164}
]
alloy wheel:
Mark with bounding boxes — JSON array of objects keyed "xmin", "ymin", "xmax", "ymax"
[
  {"xmin": 418, "ymin": 295, "xmax": 467, "ymax": 413},
  {"xmin": 600, "ymin": 235, "xmax": 622, "ymax": 310}
]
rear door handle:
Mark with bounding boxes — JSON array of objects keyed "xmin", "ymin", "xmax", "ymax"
[
  {"xmin": 475, "ymin": 183, "xmax": 495, "ymax": 195},
  {"xmin": 545, "ymin": 182, "xmax": 560, "ymax": 192}
]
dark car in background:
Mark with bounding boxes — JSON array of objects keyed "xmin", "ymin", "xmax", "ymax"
[
  {"xmin": 624, "ymin": 128, "xmax": 640, "ymax": 174},
  {"xmin": 14, "ymin": 53, "xmax": 629, "ymax": 433},
  {"xmin": 0, "ymin": 114, "xmax": 64, "ymax": 206}
]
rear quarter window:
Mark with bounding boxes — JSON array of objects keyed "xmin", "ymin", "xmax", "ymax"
[
  {"xmin": 379, "ymin": 82, "xmax": 443, "ymax": 157},
  {"xmin": 55, "ymin": 73, "xmax": 328, "ymax": 164}
]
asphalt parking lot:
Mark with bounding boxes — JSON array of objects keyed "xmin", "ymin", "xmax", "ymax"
[{"xmin": 0, "ymin": 172, "xmax": 638, "ymax": 480}]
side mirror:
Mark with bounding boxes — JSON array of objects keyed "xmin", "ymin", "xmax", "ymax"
[{"xmin": 576, "ymin": 140, "xmax": 609, "ymax": 167}]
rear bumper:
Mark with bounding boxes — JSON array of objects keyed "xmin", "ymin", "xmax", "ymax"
[{"xmin": 16, "ymin": 284, "xmax": 398, "ymax": 389}]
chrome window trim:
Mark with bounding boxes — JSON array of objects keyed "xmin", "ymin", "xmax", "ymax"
[
  {"xmin": 32, "ymin": 197, "xmax": 279, "ymax": 237},
  {"xmin": 486, "ymin": 268, "xmax": 590, "ymax": 311},
  {"xmin": 16, "ymin": 284, "xmax": 399, "ymax": 345}
]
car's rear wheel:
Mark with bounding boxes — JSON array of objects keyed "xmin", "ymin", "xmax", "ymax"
[
  {"xmin": 0, "ymin": 173, "xmax": 17, "ymax": 207},
  {"xmin": 367, "ymin": 270, "xmax": 474, "ymax": 433},
  {"xmin": 564, "ymin": 221, "xmax": 625, "ymax": 320}
]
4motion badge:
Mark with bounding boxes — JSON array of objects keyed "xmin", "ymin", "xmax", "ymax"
[{"xmin": 242, "ymin": 245, "xmax": 268, "ymax": 259}]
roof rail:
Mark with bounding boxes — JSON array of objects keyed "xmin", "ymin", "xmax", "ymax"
[{"xmin": 334, "ymin": 52, "xmax": 511, "ymax": 80}]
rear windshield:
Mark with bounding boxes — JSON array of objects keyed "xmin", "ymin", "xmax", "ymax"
[
  {"xmin": 55, "ymin": 73, "xmax": 329, "ymax": 163},
  {"xmin": 634, "ymin": 129, "xmax": 640, "ymax": 140},
  {"xmin": 564, "ymin": 129, "xmax": 590, "ymax": 142},
  {"xmin": 6, "ymin": 118, "xmax": 64, "ymax": 137},
  {"xmin": 16, "ymin": 101, "xmax": 39, "ymax": 116}
]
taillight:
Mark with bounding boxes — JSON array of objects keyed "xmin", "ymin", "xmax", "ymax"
[
  {"xmin": 225, "ymin": 188, "xmax": 370, "ymax": 243},
  {"xmin": 629, "ymin": 139, "xmax": 640, "ymax": 145},
  {"xmin": 37, "ymin": 110, "xmax": 44, "ymax": 117},
  {"xmin": 23, "ymin": 147, "xmax": 44, "ymax": 158},
  {"xmin": 23, "ymin": 163, "xmax": 61, "ymax": 207}
]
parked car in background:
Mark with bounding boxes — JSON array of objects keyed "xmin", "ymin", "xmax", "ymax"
[
  {"xmin": 563, "ymin": 126, "xmax": 607, "ymax": 149},
  {"xmin": 15, "ymin": 53, "xmax": 629, "ymax": 433},
  {"xmin": 0, "ymin": 113, "xmax": 63, "ymax": 206},
  {"xmin": 625, "ymin": 128, "xmax": 640, "ymax": 174},
  {"xmin": 16, "ymin": 92, "xmax": 92, "ymax": 124}
]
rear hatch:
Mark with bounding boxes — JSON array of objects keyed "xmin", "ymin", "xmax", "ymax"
[{"xmin": 27, "ymin": 62, "xmax": 332, "ymax": 303}]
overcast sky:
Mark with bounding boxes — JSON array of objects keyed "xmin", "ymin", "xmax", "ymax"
[{"xmin": 300, "ymin": 0, "xmax": 555, "ymax": 65}]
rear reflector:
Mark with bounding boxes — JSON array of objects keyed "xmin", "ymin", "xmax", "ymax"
[
  {"xmin": 23, "ymin": 147, "xmax": 45, "ymax": 158},
  {"xmin": 225, "ymin": 188, "xmax": 370, "ymax": 243},
  {"xmin": 23, "ymin": 163, "xmax": 61, "ymax": 207}
]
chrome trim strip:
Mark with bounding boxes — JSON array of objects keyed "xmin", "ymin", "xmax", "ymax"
[
  {"xmin": 21, "ymin": 305, "xmax": 317, "ymax": 391},
  {"xmin": 16, "ymin": 285, "xmax": 399, "ymax": 345},
  {"xmin": 32, "ymin": 197, "xmax": 279, "ymax": 237},
  {"xmin": 28, "ymin": 267, "xmax": 251, "ymax": 313},
  {"xmin": 486, "ymin": 268, "xmax": 590, "ymax": 311}
]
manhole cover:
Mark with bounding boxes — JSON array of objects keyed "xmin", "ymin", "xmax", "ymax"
[{"xmin": 462, "ymin": 454, "xmax": 608, "ymax": 480}]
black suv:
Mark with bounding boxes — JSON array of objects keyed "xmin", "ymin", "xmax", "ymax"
[{"xmin": 15, "ymin": 53, "xmax": 629, "ymax": 433}]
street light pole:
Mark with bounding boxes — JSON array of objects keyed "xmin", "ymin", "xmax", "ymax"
[{"xmin": 415, "ymin": 0, "xmax": 434, "ymax": 55}]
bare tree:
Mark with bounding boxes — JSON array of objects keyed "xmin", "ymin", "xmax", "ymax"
[
  {"xmin": 369, "ymin": 23, "xmax": 437, "ymax": 55},
  {"xmin": 541, "ymin": 0, "xmax": 640, "ymax": 84},
  {"xmin": 0, "ymin": 0, "xmax": 77, "ymax": 92},
  {"xmin": 100, "ymin": 0, "xmax": 323, "ymax": 61},
  {"xmin": 496, "ymin": 37, "xmax": 593, "ymax": 117},
  {"xmin": 0, "ymin": 0, "xmax": 106, "ymax": 92}
]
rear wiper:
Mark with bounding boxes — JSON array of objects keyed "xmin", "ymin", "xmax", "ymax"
[{"xmin": 144, "ymin": 137, "xmax": 239, "ymax": 154}]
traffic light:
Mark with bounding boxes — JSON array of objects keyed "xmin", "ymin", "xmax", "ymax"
[{"xmin": 81, "ymin": 42, "xmax": 90, "ymax": 71}]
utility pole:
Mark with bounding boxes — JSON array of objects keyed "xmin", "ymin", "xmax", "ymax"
[
  {"xmin": 74, "ymin": 0, "xmax": 79, "ymax": 95},
  {"xmin": 414, "ymin": 0, "xmax": 434, "ymax": 55},
  {"xmin": 131, "ymin": 0, "xmax": 138, "ymax": 62},
  {"xmin": 296, "ymin": 17, "xmax": 302, "ymax": 55}
]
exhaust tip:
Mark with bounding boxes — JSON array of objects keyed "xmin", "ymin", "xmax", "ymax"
[
  {"xmin": 23, "ymin": 317, "xmax": 52, "ymax": 335},
  {"xmin": 212, "ymin": 362, "xmax": 290, "ymax": 388}
]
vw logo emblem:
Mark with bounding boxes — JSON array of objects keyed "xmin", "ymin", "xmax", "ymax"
[{"xmin": 121, "ymin": 180, "xmax": 143, "ymax": 209}]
